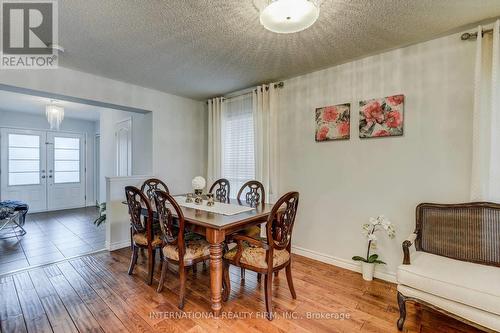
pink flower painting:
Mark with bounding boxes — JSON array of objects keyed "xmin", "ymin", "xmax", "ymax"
[
  {"xmin": 359, "ymin": 94, "xmax": 404, "ymax": 138},
  {"xmin": 315, "ymin": 103, "xmax": 350, "ymax": 142}
]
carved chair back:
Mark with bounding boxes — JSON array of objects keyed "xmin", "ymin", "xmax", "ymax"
[
  {"xmin": 141, "ymin": 178, "xmax": 169, "ymax": 205},
  {"xmin": 265, "ymin": 191, "xmax": 300, "ymax": 251},
  {"xmin": 153, "ymin": 190, "xmax": 186, "ymax": 260},
  {"xmin": 209, "ymin": 178, "xmax": 230, "ymax": 203},
  {"xmin": 237, "ymin": 180, "xmax": 265, "ymax": 206},
  {"xmin": 416, "ymin": 202, "xmax": 500, "ymax": 267},
  {"xmin": 125, "ymin": 186, "xmax": 153, "ymax": 240}
]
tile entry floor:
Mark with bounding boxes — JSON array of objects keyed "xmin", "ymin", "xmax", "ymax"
[{"xmin": 0, "ymin": 207, "xmax": 103, "ymax": 275}]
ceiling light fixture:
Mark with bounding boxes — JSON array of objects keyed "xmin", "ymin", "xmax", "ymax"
[
  {"xmin": 260, "ymin": 0, "xmax": 319, "ymax": 34},
  {"xmin": 46, "ymin": 102, "xmax": 64, "ymax": 130}
]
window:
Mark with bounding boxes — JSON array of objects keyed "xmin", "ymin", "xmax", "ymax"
[
  {"xmin": 8, "ymin": 134, "xmax": 40, "ymax": 186},
  {"xmin": 54, "ymin": 137, "xmax": 80, "ymax": 183},
  {"xmin": 222, "ymin": 95, "xmax": 255, "ymax": 198}
]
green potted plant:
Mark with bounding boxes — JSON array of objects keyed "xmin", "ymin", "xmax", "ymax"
[
  {"xmin": 93, "ymin": 203, "xmax": 106, "ymax": 227},
  {"xmin": 352, "ymin": 215, "xmax": 395, "ymax": 281}
]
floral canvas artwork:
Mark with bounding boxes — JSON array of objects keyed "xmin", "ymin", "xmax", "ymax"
[
  {"xmin": 359, "ymin": 94, "xmax": 404, "ymax": 138},
  {"xmin": 315, "ymin": 103, "xmax": 350, "ymax": 142}
]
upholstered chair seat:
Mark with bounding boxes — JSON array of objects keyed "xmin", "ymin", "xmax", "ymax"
[
  {"xmin": 234, "ymin": 180, "xmax": 266, "ymax": 280},
  {"xmin": 222, "ymin": 191, "xmax": 300, "ymax": 320},
  {"xmin": 163, "ymin": 239, "xmax": 210, "ymax": 262},
  {"xmin": 133, "ymin": 233, "xmax": 162, "ymax": 247},
  {"xmin": 125, "ymin": 185, "xmax": 163, "ymax": 285},
  {"xmin": 225, "ymin": 244, "xmax": 290, "ymax": 269},
  {"xmin": 243, "ymin": 225, "xmax": 261, "ymax": 238},
  {"xmin": 154, "ymin": 190, "xmax": 211, "ymax": 309}
]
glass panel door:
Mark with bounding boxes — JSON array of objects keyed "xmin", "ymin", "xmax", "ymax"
[
  {"xmin": 46, "ymin": 132, "xmax": 86, "ymax": 211},
  {"xmin": 0, "ymin": 129, "xmax": 47, "ymax": 212},
  {"xmin": 53, "ymin": 137, "xmax": 81, "ymax": 184}
]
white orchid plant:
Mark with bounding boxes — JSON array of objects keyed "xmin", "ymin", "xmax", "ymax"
[{"xmin": 352, "ymin": 215, "xmax": 396, "ymax": 264}]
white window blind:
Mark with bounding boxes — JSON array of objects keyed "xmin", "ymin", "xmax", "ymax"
[{"xmin": 222, "ymin": 94, "xmax": 255, "ymax": 198}]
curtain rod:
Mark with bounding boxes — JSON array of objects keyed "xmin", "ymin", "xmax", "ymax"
[
  {"xmin": 206, "ymin": 81, "xmax": 284, "ymax": 104},
  {"xmin": 461, "ymin": 28, "xmax": 494, "ymax": 41}
]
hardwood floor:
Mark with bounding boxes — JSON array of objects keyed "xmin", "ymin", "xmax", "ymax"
[{"xmin": 0, "ymin": 248, "xmax": 482, "ymax": 333}]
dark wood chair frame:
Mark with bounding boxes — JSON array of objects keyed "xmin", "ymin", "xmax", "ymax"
[
  {"xmin": 141, "ymin": 178, "xmax": 169, "ymax": 203},
  {"xmin": 222, "ymin": 191, "xmax": 299, "ymax": 320},
  {"xmin": 154, "ymin": 190, "xmax": 210, "ymax": 309},
  {"xmin": 125, "ymin": 186, "xmax": 163, "ymax": 285},
  {"xmin": 237, "ymin": 180, "xmax": 266, "ymax": 207},
  {"xmin": 234, "ymin": 180, "xmax": 267, "ymax": 280},
  {"xmin": 397, "ymin": 202, "xmax": 500, "ymax": 333},
  {"xmin": 209, "ymin": 178, "xmax": 231, "ymax": 203}
]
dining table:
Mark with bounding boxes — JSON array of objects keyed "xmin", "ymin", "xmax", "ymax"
[{"xmin": 133, "ymin": 196, "xmax": 276, "ymax": 316}]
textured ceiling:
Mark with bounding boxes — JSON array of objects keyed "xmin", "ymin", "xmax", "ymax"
[{"xmin": 58, "ymin": 0, "xmax": 500, "ymax": 100}]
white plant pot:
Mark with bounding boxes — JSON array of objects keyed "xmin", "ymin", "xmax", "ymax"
[{"xmin": 361, "ymin": 262, "xmax": 375, "ymax": 281}]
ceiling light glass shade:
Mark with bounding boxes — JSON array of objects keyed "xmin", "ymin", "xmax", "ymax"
[
  {"xmin": 46, "ymin": 104, "xmax": 64, "ymax": 130},
  {"xmin": 260, "ymin": 0, "xmax": 319, "ymax": 34}
]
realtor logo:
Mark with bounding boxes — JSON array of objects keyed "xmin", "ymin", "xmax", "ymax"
[{"xmin": 1, "ymin": 0, "xmax": 58, "ymax": 69}]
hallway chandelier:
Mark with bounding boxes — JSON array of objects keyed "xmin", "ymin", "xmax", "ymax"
[
  {"xmin": 260, "ymin": 0, "xmax": 320, "ymax": 34},
  {"xmin": 46, "ymin": 102, "xmax": 65, "ymax": 130}
]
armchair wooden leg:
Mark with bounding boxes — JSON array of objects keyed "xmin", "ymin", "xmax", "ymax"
[
  {"xmin": 147, "ymin": 248, "xmax": 155, "ymax": 285},
  {"xmin": 240, "ymin": 267, "xmax": 245, "ymax": 280},
  {"xmin": 157, "ymin": 259, "xmax": 168, "ymax": 293},
  {"xmin": 128, "ymin": 245, "xmax": 138, "ymax": 275},
  {"xmin": 222, "ymin": 261, "xmax": 231, "ymax": 302},
  {"xmin": 257, "ymin": 273, "xmax": 262, "ymax": 282},
  {"xmin": 285, "ymin": 263, "xmax": 296, "ymax": 299},
  {"xmin": 179, "ymin": 265, "xmax": 187, "ymax": 309},
  {"xmin": 192, "ymin": 264, "xmax": 198, "ymax": 274},
  {"xmin": 397, "ymin": 292, "xmax": 407, "ymax": 331},
  {"xmin": 159, "ymin": 248, "xmax": 164, "ymax": 271},
  {"xmin": 264, "ymin": 273, "xmax": 273, "ymax": 320},
  {"xmin": 130, "ymin": 227, "xmax": 133, "ymax": 250}
]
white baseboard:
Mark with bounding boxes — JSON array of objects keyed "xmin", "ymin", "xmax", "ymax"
[
  {"xmin": 108, "ymin": 240, "xmax": 131, "ymax": 251},
  {"xmin": 291, "ymin": 245, "xmax": 397, "ymax": 283}
]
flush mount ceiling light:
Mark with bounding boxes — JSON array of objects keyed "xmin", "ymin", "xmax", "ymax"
[
  {"xmin": 46, "ymin": 102, "xmax": 64, "ymax": 130},
  {"xmin": 260, "ymin": 0, "xmax": 320, "ymax": 34}
]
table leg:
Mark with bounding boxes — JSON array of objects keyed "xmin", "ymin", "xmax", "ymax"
[{"xmin": 206, "ymin": 229, "xmax": 225, "ymax": 316}]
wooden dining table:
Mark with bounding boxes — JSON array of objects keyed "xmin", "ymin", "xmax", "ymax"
[{"xmin": 136, "ymin": 197, "xmax": 276, "ymax": 316}]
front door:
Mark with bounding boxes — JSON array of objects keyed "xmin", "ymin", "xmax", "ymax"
[
  {"xmin": 0, "ymin": 128, "xmax": 86, "ymax": 212},
  {"xmin": 46, "ymin": 132, "xmax": 86, "ymax": 211},
  {"xmin": 0, "ymin": 128, "xmax": 47, "ymax": 212}
]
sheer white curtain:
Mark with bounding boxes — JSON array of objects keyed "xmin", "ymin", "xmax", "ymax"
[
  {"xmin": 253, "ymin": 84, "xmax": 280, "ymax": 203},
  {"xmin": 470, "ymin": 20, "xmax": 500, "ymax": 202},
  {"xmin": 221, "ymin": 94, "xmax": 255, "ymax": 198},
  {"xmin": 207, "ymin": 97, "xmax": 224, "ymax": 186}
]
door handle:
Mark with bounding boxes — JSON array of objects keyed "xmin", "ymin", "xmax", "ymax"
[
  {"xmin": 41, "ymin": 175, "xmax": 46, "ymax": 179},
  {"xmin": 48, "ymin": 175, "xmax": 53, "ymax": 178}
]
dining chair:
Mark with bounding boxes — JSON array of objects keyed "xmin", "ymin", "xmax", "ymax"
[
  {"xmin": 209, "ymin": 178, "xmax": 231, "ymax": 203},
  {"xmin": 222, "ymin": 191, "xmax": 300, "ymax": 320},
  {"xmin": 235, "ymin": 180, "xmax": 266, "ymax": 279},
  {"xmin": 154, "ymin": 190, "xmax": 211, "ymax": 309},
  {"xmin": 141, "ymin": 178, "xmax": 169, "ymax": 204},
  {"xmin": 125, "ymin": 186, "xmax": 163, "ymax": 285}
]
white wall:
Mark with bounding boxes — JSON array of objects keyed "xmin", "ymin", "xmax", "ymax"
[
  {"xmin": 279, "ymin": 32, "xmax": 475, "ymax": 280},
  {"xmin": 97, "ymin": 109, "xmax": 153, "ymax": 203},
  {"xmin": 0, "ymin": 66, "xmax": 206, "ymax": 249},
  {"xmin": 0, "ymin": 67, "xmax": 206, "ymax": 190},
  {"xmin": 0, "ymin": 109, "xmax": 98, "ymax": 206}
]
